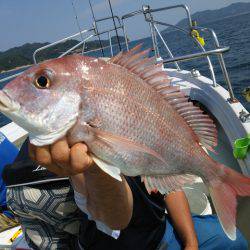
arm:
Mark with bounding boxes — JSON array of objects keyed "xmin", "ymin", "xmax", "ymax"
[
  {"xmin": 83, "ymin": 165, "xmax": 132, "ymax": 229},
  {"xmin": 164, "ymin": 191, "xmax": 198, "ymax": 250},
  {"xmin": 29, "ymin": 138, "xmax": 133, "ymax": 230}
]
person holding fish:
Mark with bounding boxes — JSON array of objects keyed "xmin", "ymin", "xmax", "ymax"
[
  {"xmin": 28, "ymin": 137, "xmax": 248, "ymax": 250},
  {"xmin": 0, "ymin": 45, "xmax": 249, "ymax": 249}
]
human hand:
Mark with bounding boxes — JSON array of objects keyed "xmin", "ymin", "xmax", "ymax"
[{"xmin": 28, "ymin": 137, "xmax": 94, "ymax": 176}]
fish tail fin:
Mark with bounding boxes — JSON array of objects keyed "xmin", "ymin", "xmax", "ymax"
[{"xmin": 208, "ymin": 163, "xmax": 250, "ymax": 240}]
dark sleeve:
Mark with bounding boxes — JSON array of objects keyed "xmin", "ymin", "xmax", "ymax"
[
  {"xmin": 118, "ymin": 177, "xmax": 166, "ymax": 249},
  {"xmin": 125, "ymin": 177, "xmax": 166, "ymax": 226},
  {"xmin": 2, "ymin": 139, "xmax": 65, "ymax": 187}
]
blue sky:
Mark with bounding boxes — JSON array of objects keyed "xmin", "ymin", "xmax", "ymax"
[{"xmin": 1, "ymin": 0, "xmax": 250, "ymax": 51}]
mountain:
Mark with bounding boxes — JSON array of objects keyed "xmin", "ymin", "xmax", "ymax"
[
  {"xmin": 164, "ymin": 2, "xmax": 250, "ymax": 32},
  {"xmin": 0, "ymin": 36, "xmax": 125, "ymax": 72},
  {"xmin": 0, "ymin": 40, "xmax": 78, "ymax": 72},
  {"xmin": 0, "ymin": 42, "xmax": 49, "ymax": 72}
]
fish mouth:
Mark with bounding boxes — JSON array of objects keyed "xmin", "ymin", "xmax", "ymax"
[{"xmin": 0, "ymin": 90, "xmax": 20, "ymax": 112}]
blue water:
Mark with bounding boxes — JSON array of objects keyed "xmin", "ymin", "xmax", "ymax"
[{"xmin": 0, "ymin": 12, "xmax": 249, "ymax": 127}]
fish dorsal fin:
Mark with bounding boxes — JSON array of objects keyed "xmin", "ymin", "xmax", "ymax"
[{"xmin": 109, "ymin": 44, "xmax": 217, "ymax": 151}]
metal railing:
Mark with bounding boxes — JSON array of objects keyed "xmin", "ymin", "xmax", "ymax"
[
  {"xmin": 59, "ymin": 34, "xmax": 94, "ymax": 58},
  {"xmin": 32, "ymin": 15, "xmax": 128, "ymax": 63},
  {"xmin": 151, "ymin": 21, "xmax": 217, "ymax": 86},
  {"xmin": 193, "ymin": 26, "xmax": 236, "ymax": 101},
  {"xmin": 121, "ymin": 4, "xmax": 236, "ymax": 102},
  {"xmin": 32, "ymin": 28, "xmax": 93, "ymax": 64},
  {"xmin": 0, "ymin": 18, "xmax": 127, "ymax": 83},
  {"xmin": 0, "ymin": 71, "xmax": 24, "ymax": 83},
  {"xmin": 162, "ymin": 47, "xmax": 230, "ymax": 63},
  {"xmin": 122, "ymin": 5, "xmax": 217, "ymax": 85}
]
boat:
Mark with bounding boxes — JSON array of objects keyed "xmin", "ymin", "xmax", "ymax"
[{"xmin": 0, "ymin": 1, "xmax": 249, "ymax": 248}]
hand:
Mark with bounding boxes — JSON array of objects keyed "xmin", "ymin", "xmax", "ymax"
[{"xmin": 29, "ymin": 137, "xmax": 94, "ymax": 176}]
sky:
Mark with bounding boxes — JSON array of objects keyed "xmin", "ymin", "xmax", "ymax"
[{"xmin": 1, "ymin": 0, "xmax": 250, "ymax": 52}]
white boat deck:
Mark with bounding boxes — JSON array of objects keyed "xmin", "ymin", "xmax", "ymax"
[{"xmin": 165, "ymin": 68, "xmax": 250, "ymax": 175}]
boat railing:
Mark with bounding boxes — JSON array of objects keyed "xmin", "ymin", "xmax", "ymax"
[
  {"xmin": 32, "ymin": 14, "xmax": 130, "ymax": 61},
  {"xmin": 32, "ymin": 15, "xmax": 128, "ymax": 63},
  {"xmin": 122, "ymin": 5, "xmax": 192, "ymax": 58},
  {"xmin": 122, "ymin": 5, "xmax": 217, "ymax": 87},
  {"xmin": 32, "ymin": 28, "xmax": 94, "ymax": 64},
  {"xmin": 122, "ymin": 4, "xmax": 236, "ymax": 102},
  {"xmin": 0, "ymin": 21, "xmax": 127, "ymax": 83},
  {"xmin": 58, "ymin": 34, "xmax": 94, "ymax": 58},
  {"xmin": 161, "ymin": 47, "xmax": 230, "ymax": 62},
  {"xmin": 54, "ymin": 15, "xmax": 129, "ymax": 59},
  {"xmin": 92, "ymin": 15, "xmax": 129, "ymax": 53},
  {"xmin": 0, "ymin": 71, "xmax": 24, "ymax": 83},
  {"xmin": 0, "ymin": 29, "xmax": 94, "ymax": 83},
  {"xmin": 82, "ymin": 42, "xmax": 127, "ymax": 56},
  {"xmin": 193, "ymin": 26, "xmax": 236, "ymax": 101}
]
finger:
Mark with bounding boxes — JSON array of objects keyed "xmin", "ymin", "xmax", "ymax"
[
  {"xmin": 50, "ymin": 138, "xmax": 70, "ymax": 165},
  {"xmin": 45, "ymin": 163, "xmax": 71, "ymax": 177},
  {"xmin": 70, "ymin": 143, "xmax": 93, "ymax": 173},
  {"xmin": 28, "ymin": 143, "xmax": 36, "ymax": 161},
  {"xmin": 35, "ymin": 146, "xmax": 52, "ymax": 166}
]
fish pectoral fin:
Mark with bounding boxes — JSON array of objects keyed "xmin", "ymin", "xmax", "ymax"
[
  {"xmin": 89, "ymin": 127, "xmax": 166, "ymax": 164},
  {"xmin": 91, "ymin": 154, "xmax": 122, "ymax": 182},
  {"xmin": 142, "ymin": 174, "xmax": 198, "ymax": 195}
]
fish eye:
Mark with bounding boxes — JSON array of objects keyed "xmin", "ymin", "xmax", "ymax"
[{"xmin": 34, "ymin": 75, "xmax": 50, "ymax": 89}]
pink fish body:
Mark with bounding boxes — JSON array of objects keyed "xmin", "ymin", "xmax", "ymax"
[{"xmin": 0, "ymin": 45, "xmax": 249, "ymax": 240}]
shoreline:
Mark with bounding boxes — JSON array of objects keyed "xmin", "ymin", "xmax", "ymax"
[{"xmin": 0, "ymin": 64, "xmax": 31, "ymax": 74}]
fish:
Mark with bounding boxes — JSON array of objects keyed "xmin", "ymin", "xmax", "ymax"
[{"xmin": 0, "ymin": 44, "xmax": 250, "ymax": 240}]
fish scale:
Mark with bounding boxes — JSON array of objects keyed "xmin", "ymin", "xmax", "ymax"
[
  {"xmin": 85, "ymin": 81, "xmax": 206, "ymax": 177},
  {"xmin": 118, "ymin": 67, "xmax": 196, "ymax": 142}
]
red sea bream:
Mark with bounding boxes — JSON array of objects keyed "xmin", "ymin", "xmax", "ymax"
[{"xmin": 0, "ymin": 45, "xmax": 249, "ymax": 240}]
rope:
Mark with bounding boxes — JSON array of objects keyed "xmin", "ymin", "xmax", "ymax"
[{"xmin": 70, "ymin": 0, "xmax": 84, "ymax": 42}]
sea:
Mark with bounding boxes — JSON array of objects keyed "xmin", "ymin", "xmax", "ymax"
[{"xmin": 0, "ymin": 12, "xmax": 249, "ymax": 128}]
